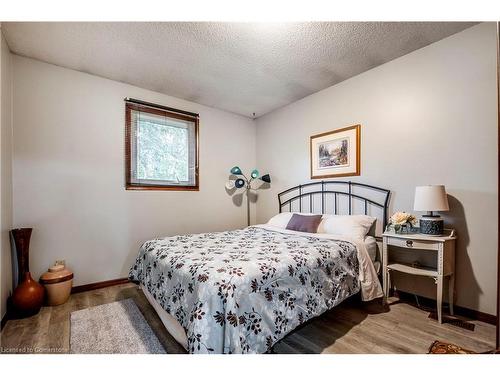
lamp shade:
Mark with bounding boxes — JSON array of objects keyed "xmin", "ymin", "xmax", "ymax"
[
  {"xmin": 230, "ymin": 166, "xmax": 242, "ymax": 175},
  {"xmin": 260, "ymin": 174, "xmax": 271, "ymax": 184},
  {"xmin": 413, "ymin": 185, "xmax": 449, "ymax": 212},
  {"xmin": 251, "ymin": 169, "xmax": 259, "ymax": 179},
  {"xmin": 235, "ymin": 178, "xmax": 246, "ymax": 188}
]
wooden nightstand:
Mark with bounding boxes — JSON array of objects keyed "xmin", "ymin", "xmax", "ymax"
[{"xmin": 382, "ymin": 229, "xmax": 456, "ymax": 324}]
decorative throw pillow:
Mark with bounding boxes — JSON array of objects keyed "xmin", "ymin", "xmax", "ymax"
[
  {"xmin": 285, "ymin": 214, "xmax": 323, "ymax": 233},
  {"xmin": 267, "ymin": 212, "xmax": 323, "ymax": 229}
]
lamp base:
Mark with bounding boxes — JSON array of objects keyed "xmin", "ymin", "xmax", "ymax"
[{"xmin": 419, "ymin": 216, "xmax": 444, "ymax": 236}]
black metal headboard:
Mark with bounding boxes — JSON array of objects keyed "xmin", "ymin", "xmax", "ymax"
[{"xmin": 278, "ymin": 181, "xmax": 390, "ymax": 231}]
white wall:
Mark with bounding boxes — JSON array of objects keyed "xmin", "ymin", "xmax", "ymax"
[
  {"xmin": 0, "ymin": 28, "xmax": 13, "ymax": 320},
  {"xmin": 256, "ymin": 23, "xmax": 498, "ymax": 315},
  {"xmin": 12, "ymin": 56, "xmax": 256, "ymax": 287}
]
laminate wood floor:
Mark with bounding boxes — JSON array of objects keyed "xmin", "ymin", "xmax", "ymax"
[{"xmin": 0, "ymin": 282, "xmax": 495, "ymax": 354}]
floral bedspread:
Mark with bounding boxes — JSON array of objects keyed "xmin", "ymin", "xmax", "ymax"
[{"xmin": 129, "ymin": 225, "xmax": 362, "ymax": 354}]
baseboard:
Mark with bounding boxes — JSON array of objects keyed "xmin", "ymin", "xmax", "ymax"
[
  {"xmin": 71, "ymin": 277, "xmax": 129, "ymax": 294},
  {"xmin": 394, "ymin": 290, "xmax": 497, "ymax": 326}
]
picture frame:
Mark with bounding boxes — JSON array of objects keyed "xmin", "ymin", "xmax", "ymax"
[{"xmin": 310, "ymin": 124, "xmax": 360, "ymax": 179}]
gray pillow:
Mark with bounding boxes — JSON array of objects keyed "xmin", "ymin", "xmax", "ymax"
[{"xmin": 286, "ymin": 214, "xmax": 323, "ymax": 233}]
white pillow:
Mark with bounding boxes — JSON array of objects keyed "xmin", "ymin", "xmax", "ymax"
[
  {"xmin": 320, "ymin": 215, "xmax": 376, "ymax": 240},
  {"xmin": 267, "ymin": 212, "xmax": 324, "ymax": 230},
  {"xmin": 267, "ymin": 212, "xmax": 294, "ymax": 228}
]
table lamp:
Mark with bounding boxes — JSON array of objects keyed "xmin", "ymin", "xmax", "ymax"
[{"xmin": 413, "ymin": 185, "xmax": 449, "ymax": 235}]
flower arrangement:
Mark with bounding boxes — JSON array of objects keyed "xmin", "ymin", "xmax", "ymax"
[{"xmin": 387, "ymin": 211, "xmax": 417, "ymax": 233}]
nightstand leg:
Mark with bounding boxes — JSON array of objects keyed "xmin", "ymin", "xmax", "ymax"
[
  {"xmin": 387, "ymin": 270, "xmax": 391, "ymax": 298},
  {"xmin": 382, "ymin": 239, "xmax": 388, "ymax": 305},
  {"xmin": 382, "ymin": 270, "xmax": 387, "ymax": 304},
  {"xmin": 383, "ymin": 269, "xmax": 391, "ymax": 304},
  {"xmin": 448, "ymin": 274, "xmax": 455, "ymax": 316},
  {"xmin": 437, "ymin": 275, "xmax": 443, "ymax": 324}
]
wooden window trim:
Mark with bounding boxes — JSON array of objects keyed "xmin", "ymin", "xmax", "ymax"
[{"xmin": 125, "ymin": 102, "xmax": 199, "ymax": 191}]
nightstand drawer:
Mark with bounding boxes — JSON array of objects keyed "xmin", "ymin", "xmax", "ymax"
[{"xmin": 386, "ymin": 236, "xmax": 439, "ymax": 251}]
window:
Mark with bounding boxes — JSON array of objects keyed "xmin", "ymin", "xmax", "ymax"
[{"xmin": 125, "ymin": 99, "xmax": 199, "ymax": 190}]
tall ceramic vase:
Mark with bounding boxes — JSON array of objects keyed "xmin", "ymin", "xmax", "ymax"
[{"xmin": 11, "ymin": 228, "xmax": 44, "ymax": 318}]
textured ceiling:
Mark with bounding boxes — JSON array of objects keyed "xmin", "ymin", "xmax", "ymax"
[{"xmin": 2, "ymin": 22, "xmax": 477, "ymax": 118}]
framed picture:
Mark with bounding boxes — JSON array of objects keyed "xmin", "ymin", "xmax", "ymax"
[{"xmin": 310, "ymin": 124, "xmax": 360, "ymax": 179}]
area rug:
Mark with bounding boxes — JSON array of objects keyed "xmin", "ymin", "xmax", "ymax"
[
  {"xmin": 428, "ymin": 340, "xmax": 476, "ymax": 354},
  {"xmin": 70, "ymin": 298, "xmax": 166, "ymax": 354}
]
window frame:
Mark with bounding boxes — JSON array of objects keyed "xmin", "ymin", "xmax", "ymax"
[{"xmin": 125, "ymin": 101, "xmax": 199, "ymax": 191}]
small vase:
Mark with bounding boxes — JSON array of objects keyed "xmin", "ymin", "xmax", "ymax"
[{"xmin": 12, "ymin": 272, "xmax": 45, "ymax": 317}]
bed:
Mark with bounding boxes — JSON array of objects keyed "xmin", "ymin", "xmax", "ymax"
[{"xmin": 129, "ymin": 181, "xmax": 390, "ymax": 354}]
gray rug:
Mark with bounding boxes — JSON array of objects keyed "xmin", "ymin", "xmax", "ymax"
[{"xmin": 70, "ymin": 298, "xmax": 166, "ymax": 354}]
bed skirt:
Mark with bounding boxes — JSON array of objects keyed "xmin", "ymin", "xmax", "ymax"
[{"xmin": 140, "ymin": 284, "xmax": 188, "ymax": 350}]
